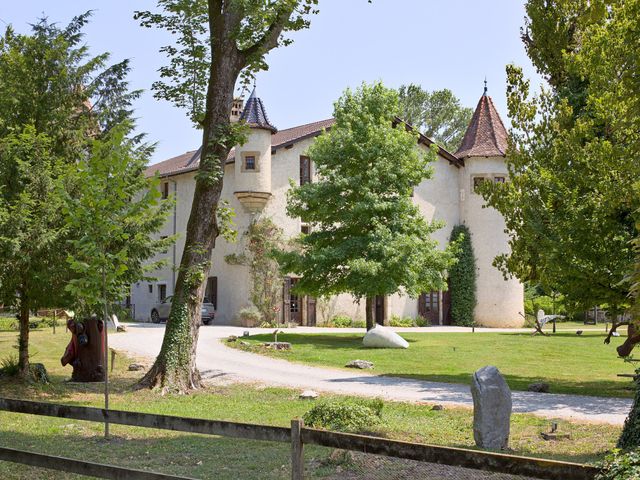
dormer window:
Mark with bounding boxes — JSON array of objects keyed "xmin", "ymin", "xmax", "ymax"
[{"xmin": 241, "ymin": 152, "xmax": 260, "ymax": 172}]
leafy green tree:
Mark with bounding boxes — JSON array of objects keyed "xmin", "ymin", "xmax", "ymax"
[
  {"xmin": 0, "ymin": 13, "xmax": 139, "ymax": 379},
  {"xmin": 63, "ymin": 124, "xmax": 172, "ymax": 317},
  {"xmin": 225, "ymin": 218, "xmax": 285, "ymax": 326},
  {"xmin": 277, "ymin": 82, "xmax": 455, "ymax": 331},
  {"xmin": 135, "ymin": 0, "xmax": 318, "ymax": 391},
  {"xmin": 397, "ymin": 84, "xmax": 472, "ymax": 152},
  {"xmin": 482, "ymin": 0, "xmax": 638, "ymax": 320},
  {"xmin": 448, "ymin": 225, "xmax": 476, "ymax": 327}
]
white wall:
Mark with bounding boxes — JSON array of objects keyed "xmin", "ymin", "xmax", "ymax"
[
  {"xmin": 132, "ymin": 133, "xmax": 523, "ymax": 328},
  {"xmin": 458, "ymin": 156, "xmax": 524, "ymax": 327}
]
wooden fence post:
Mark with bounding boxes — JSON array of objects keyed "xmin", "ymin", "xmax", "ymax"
[{"xmin": 291, "ymin": 418, "xmax": 304, "ymax": 480}]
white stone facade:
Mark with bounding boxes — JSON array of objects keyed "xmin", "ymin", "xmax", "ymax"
[{"xmin": 131, "ymin": 93, "xmax": 524, "ymax": 328}]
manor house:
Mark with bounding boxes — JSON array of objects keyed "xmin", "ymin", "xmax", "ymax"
[{"xmin": 130, "ymin": 87, "xmax": 524, "ymax": 328}]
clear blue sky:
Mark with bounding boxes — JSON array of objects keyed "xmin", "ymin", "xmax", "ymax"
[{"xmin": 2, "ymin": 1, "xmax": 542, "ymax": 164}]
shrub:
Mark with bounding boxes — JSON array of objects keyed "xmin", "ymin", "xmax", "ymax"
[
  {"xmin": 237, "ymin": 306, "xmax": 262, "ymax": 327},
  {"xmin": 303, "ymin": 398, "xmax": 384, "ymax": 433},
  {"xmin": 415, "ymin": 316, "xmax": 428, "ymax": 327},
  {"xmin": 331, "ymin": 315, "xmax": 353, "ymax": 328},
  {"xmin": 449, "ymin": 225, "xmax": 476, "ymax": 327},
  {"xmin": 0, "ymin": 354, "xmax": 19, "ymax": 377},
  {"xmin": 351, "ymin": 319, "xmax": 366, "ymax": 328},
  {"xmin": 596, "ymin": 448, "xmax": 640, "ymax": 480},
  {"xmin": 389, "ymin": 315, "xmax": 415, "ymax": 327}
]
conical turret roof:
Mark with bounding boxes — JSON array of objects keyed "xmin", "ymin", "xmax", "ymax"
[
  {"xmin": 240, "ymin": 87, "xmax": 277, "ymax": 133},
  {"xmin": 455, "ymin": 91, "xmax": 508, "ymax": 158}
]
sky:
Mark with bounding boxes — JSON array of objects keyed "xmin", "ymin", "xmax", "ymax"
[{"xmin": 2, "ymin": 1, "xmax": 543, "ymax": 164}]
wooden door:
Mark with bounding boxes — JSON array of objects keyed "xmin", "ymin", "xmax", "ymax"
[
  {"xmin": 205, "ymin": 276, "xmax": 217, "ymax": 309},
  {"xmin": 419, "ymin": 291, "xmax": 440, "ymax": 325},
  {"xmin": 307, "ymin": 297, "xmax": 317, "ymax": 326},
  {"xmin": 284, "ymin": 277, "xmax": 302, "ymax": 325},
  {"xmin": 375, "ymin": 295, "xmax": 386, "ymax": 326}
]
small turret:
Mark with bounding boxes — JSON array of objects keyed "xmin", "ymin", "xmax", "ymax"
[
  {"xmin": 233, "ymin": 88, "xmax": 276, "ymax": 213},
  {"xmin": 457, "ymin": 84, "xmax": 524, "ymax": 327}
]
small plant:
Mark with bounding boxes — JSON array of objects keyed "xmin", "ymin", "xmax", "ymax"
[
  {"xmin": 596, "ymin": 448, "xmax": 640, "ymax": 479},
  {"xmin": 415, "ymin": 316, "xmax": 428, "ymax": 327},
  {"xmin": 303, "ymin": 398, "xmax": 384, "ymax": 433},
  {"xmin": 0, "ymin": 354, "xmax": 19, "ymax": 377},
  {"xmin": 331, "ymin": 315, "xmax": 353, "ymax": 328},
  {"xmin": 350, "ymin": 319, "xmax": 366, "ymax": 328},
  {"xmin": 237, "ymin": 306, "xmax": 262, "ymax": 327},
  {"xmin": 389, "ymin": 315, "xmax": 415, "ymax": 327}
]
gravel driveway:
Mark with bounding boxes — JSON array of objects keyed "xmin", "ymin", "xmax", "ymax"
[{"xmin": 109, "ymin": 324, "xmax": 632, "ymax": 425}]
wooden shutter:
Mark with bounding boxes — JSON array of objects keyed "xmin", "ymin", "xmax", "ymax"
[
  {"xmin": 418, "ymin": 293, "xmax": 426, "ymax": 318},
  {"xmin": 283, "ymin": 277, "xmax": 291, "ymax": 324}
]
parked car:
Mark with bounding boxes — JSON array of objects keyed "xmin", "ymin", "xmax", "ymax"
[{"xmin": 150, "ymin": 296, "xmax": 215, "ymax": 325}]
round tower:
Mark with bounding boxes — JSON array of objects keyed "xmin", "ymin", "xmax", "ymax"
[
  {"xmin": 456, "ymin": 85, "xmax": 524, "ymax": 327},
  {"xmin": 233, "ymin": 88, "xmax": 277, "ymax": 213}
]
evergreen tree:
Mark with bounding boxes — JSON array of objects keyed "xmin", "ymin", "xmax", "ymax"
[
  {"xmin": 0, "ymin": 13, "xmax": 140, "ymax": 379},
  {"xmin": 448, "ymin": 225, "xmax": 476, "ymax": 327}
]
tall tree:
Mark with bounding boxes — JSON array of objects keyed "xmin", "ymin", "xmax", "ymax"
[
  {"xmin": 64, "ymin": 123, "xmax": 172, "ymax": 318},
  {"xmin": 277, "ymin": 82, "xmax": 455, "ymax": 331},
  {"xmin": 135, "ymin": 0, "xmax": 318, "ymax": 392},
  {"xmin": 397, "ymin": 84, "xmax": 472, "ymax": 152},
  {"xmin": 0, "ymin": 13, "xmax": 139, "ymax": 379},
  {"xmin": 482, "ymin": 0, "xmax": 638, "ymax": 319}
]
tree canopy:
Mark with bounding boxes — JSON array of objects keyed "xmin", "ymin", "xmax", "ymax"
[
  {"xmin": 482, "ymin": 0, "xmax": 638, "ymax": 316},
  {"xmin": 136, "ymin": 0, "xmax": 318, "ymax": 392},
  {"xmin": 397, "ymin": 84, "xmax": 472, "ymax": 152},
  {"xmin": 0, "ymin": 13, "xmax": 142, "ymax": 378},
  {"xmin": 277, "ymin": 82, "xmax": 455, "ymax": 330}
]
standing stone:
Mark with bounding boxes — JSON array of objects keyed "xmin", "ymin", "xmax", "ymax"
[{"xmin": 470, "ymin": 365, "xmax": 512, "ymax": 450}]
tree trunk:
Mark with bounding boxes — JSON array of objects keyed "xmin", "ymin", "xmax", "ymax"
[
  {"xmin": 365, "ymin": 297, "xmax": 374, "ymax": 331},
  {"xmin": 618, "ymin": 315, "xmax": 640, "ymax": 448},
  {"xmin": 17, "ymin": 296, "xmax": 30, "ymax": 379},
  {"xmin": 138, "ymin": 4, "xmax": 244, "ymax": 393}
]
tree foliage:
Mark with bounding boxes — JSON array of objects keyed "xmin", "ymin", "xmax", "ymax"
[
  {"xmin": 63, "ymin": 124, "xmax": 173, "ymax": 316},
  {"xmin": 482, "ymin": 0, "xmax": 638, "ymax": 316},
  {"xmin": 136, "ymin": 0, "xmax": 318, "ymax": 392},
  {"xmin": 277, "ymin": 82, "xmax": 455, "ymax": 330},
  {"xmin": 397, "ymin": 84, "xmax": 472, "ymax": 152},
  {"xmin": 448, "ymin": 225, "xmax": 476, "ymax": 327},
  {"xmin": 0, "ymin": 13, "xmax": 141, "ymax": 378},
  {"xmin": 225, "ymin": 218, "xmax": 285, "ymax": 325}
]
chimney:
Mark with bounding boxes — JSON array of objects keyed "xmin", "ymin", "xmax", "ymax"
[{"xmin": 230, "ymin": 97, "xmax": 244, "ymax": 122}]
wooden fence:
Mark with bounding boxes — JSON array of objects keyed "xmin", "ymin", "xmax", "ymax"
[{"xmin": 0, "ymin": 397, "xmax": 599, "ymax": 480}]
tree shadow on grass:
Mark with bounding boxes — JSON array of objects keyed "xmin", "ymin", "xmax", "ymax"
[{"xmin": 247, "ymin": 333, "xmax": 421, "ymax": 349}]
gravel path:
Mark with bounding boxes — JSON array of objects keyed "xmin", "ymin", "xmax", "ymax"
[{"xmin": 110, "ymin": 324, "xmax": 632, "ymax": 425}]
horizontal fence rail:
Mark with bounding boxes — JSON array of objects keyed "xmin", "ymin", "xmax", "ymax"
[
  {"xmin": 0, "ymin": 397, "xmax": 599, "ymax": 480},
  {"xmin": 0, "ymin": 397, "xmax": 290, "ymax": 443},
  {"xmin": 301, "ymin": 427, "xmax": 599, "ymax": 480},
  {"xmin": 0, "ymin": 447, "xmax": 196, "ymax": 480}
]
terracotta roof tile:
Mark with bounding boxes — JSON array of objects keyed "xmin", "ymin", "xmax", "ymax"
[
  {"xmin": 455, "ymin": 94, "xmax": 508, "ymax": 158},
  {"xmin": 146, "ymin": 119, "xmax": 334, "ymax": 178},
  {"xmin": 271, "ymin": 118, "xmax": 334, "ymax": 148}
]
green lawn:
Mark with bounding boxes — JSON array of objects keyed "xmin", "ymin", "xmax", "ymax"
[
  {"xmin": 0, "ymin": 329, "xmax": 624, "ymax": 478},
  {"xmin": 233, "ymin": 329, "xmax": 636, "ymax": 398}
]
